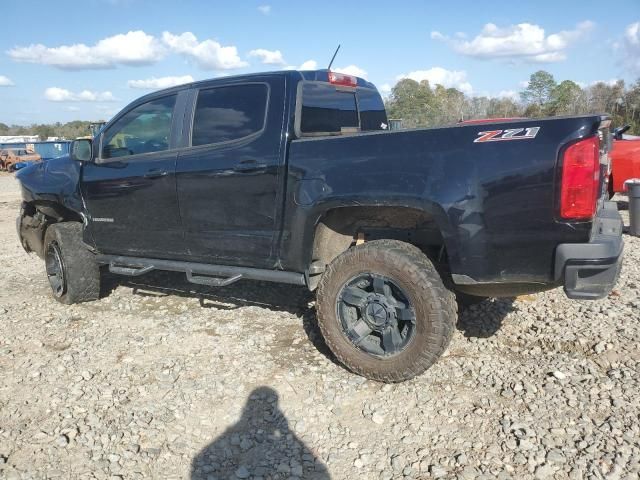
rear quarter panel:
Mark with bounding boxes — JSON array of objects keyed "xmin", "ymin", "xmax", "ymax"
[{"xmin": 282, "ymin": 116, "xmax": 602, "ymax": 284}]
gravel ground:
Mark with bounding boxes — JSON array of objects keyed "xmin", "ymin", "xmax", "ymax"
[{"xmin": 0, "ymin": 172, "xmax": 639, "ymax": 480}]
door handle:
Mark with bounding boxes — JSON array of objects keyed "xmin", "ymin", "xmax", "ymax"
[
  {"xmin": 144, "ymin": 169, "xmax": 169, "ymax": 179},
  {"xmin": 233, "ymin": 159, "xmax": 267, "ymax": 173}
]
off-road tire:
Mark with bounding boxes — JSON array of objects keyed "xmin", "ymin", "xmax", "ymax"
[
  {"xmin": 44, "ymin": 222, "xmax": 100, "ymax": 304},
  {"xmin": 316, "ymin": 240, "xmax": 457, "ymax": 382}
]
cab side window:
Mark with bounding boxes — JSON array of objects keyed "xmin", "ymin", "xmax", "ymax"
[
  {"xmin": 102, "ymin": 95, "xmax": 176, "ymax": 159},
  {"xmin": 192, "ymin": 84, "xmax": 268, "ymax": 146},
  {"xmin": 358, "ymin": 88, "xmax": 388, "ymax": 131},
  {"xmin": 300, "ymin": 82, "xmax": 358, "ymax": 135}
]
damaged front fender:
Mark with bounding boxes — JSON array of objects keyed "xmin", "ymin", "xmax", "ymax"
[
  {"xmin": 16, "ymin": 155, "xmax": 83, "ymax": 211},
  {"xmin": 15, "ymin": 156, "xmax": 86, "ymax": 257}
]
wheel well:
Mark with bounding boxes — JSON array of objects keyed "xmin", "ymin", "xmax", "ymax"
[
  {"xmin": 20, "ymin": 202, "xmax": 83, "ymax": 258},
  {"xmin": 30, "ymin": 201, "xmax": 83, "ymax": 223},
  {"xmin": 310, "ymin": 206, "xmax": 446, "ymax": 276}
]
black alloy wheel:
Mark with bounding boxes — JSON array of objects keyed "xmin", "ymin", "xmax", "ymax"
[
  {"xmin": 336, "ymin": 273, "xmax": 416, "ymax": 357},
  {"xmin": 316, "ymin": 239, "xmax": 457, "ymax": 382},
  {"xmin": 45, "ymin": 241, "xmax": 66, "ymax": 298}
]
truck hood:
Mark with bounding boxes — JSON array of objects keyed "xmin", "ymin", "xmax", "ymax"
[{"xmin": 15, "ymin": 154, "xmax": 84, "ymax": 212}]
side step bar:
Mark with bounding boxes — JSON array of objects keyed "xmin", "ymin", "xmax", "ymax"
[{"xmin": 97, "ymin": 254, "xmax": 307, "ymax": 288}]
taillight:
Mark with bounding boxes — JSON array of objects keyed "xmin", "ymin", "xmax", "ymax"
[
  {"xmin": 328, "ymin": 71, "xmax": 357, "ymax": 87},
  {"xmin": 560, "ymin": 136, "xmax": 600, "ymax": 220}
]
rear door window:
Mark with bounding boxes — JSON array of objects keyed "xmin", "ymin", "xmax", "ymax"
[{"xmin": 192, "ymin": 84, "xmax": 268, "ymax": 146}]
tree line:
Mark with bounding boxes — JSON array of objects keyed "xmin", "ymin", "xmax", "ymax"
[
  {"xmin": 2, "ymin": 70, "xmax": 639, "ymax": 139},
  {"xmin": 385, "ymin": 70, "xmax": 640, "ymax": 134},
  {"xmin": 0, "ymin": 120, "xmax": 101, "ymax": 140}
]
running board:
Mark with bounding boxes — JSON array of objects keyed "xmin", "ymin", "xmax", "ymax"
[
  {"xmin": 99, "ymin": 254, "xmax": 306, "ymax": 287},
  {"xmin": 186, "ymin": 270, "xmax": 242, "ymax": 287}
]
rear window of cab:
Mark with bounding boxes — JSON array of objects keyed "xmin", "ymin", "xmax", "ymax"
[{"xmin": 297, "ymin": 82, "xmax": 388, "ymax": 137}]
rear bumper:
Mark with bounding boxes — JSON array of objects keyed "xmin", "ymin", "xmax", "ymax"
[{"xmin": 555, "ymin": 202, "xmax": 624, "ymax": 300}]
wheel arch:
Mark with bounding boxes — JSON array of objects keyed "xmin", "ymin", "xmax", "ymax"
[
  {"xmin": 305, "ymin": 202, "xmax": 459, "ymax": 290},
  {"xmin": 19, "ymin": 201, "xmax": 85, "ymax": 258}
]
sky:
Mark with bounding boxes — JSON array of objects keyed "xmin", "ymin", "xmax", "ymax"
[{"xmin": 0, "ymin": 0, "xmax": 639, "ymax": 125}]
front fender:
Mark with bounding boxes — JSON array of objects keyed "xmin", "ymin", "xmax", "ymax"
[
  {"xmin": 15, "ymin": 156, "xmax": 92, "ymax": 256},
  {"xmin": 16, "ymin": 155, "xmax": 84, "ymax": 214}
]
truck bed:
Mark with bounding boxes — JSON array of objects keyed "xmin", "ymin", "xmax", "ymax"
[{"xmin": 283, "ymin": 115, "xmax": 608, "ymax": 291}]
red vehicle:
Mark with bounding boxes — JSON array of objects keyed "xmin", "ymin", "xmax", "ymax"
[{"xmin": 610, "ymin": 125, "xmax": 640, "ymax": 195}]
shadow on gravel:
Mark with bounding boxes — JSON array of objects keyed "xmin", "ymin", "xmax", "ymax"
[
  {"xmin": 101, "ymin": 270, "xmax": 342, "ymax": 367},
  {"xmin": 615, "ymin": 198, "xmax": 628, "ymax": 211},
  {"xmin": 101, "ymin": 270, "xmax": 313, "ymax": 316},
  {"xmin": 191, "ymin": 387, "xmax": 331, "ymax": 480},
  {"xmin": 102, "ymin": 270, "xmax": 516, "ymax": 360},
  {"xmin": 456, "ymin": 298, "xmax": 516, "ymax": 338},
  {"xmin": 300, "ymin": 307, "xmax": 341, "ymax": 367}
]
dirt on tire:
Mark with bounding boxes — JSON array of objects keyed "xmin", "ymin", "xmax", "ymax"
[
  {"xmin": 316, "ymin": 239, "xmax": 457, "ymax": 383},
  {"xmin": 43, "ymin": 222, "xmax": 101, "ymax": 304}
]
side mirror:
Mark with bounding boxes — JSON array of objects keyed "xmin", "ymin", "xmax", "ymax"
[
  {"xmin": 613, "ymin": 124, "xmax": 631, "ymax": 140},
  {"xmin": 70, "ymin": 139, "xmax": 93, "ymax": 162}
]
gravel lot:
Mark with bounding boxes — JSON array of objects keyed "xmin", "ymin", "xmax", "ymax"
[{"xmin": 0, "ymin": 172, "xmax": 639, "ymax": 480}]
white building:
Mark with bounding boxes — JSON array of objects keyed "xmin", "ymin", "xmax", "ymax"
[{"xmin": 0, "ymin": 135, "xmax": 40, "ymax": 143}]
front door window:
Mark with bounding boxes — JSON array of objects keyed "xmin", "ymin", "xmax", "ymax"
[{"xmin": 102, "ymin": 95, "xmax": 176, "ymax": 159}]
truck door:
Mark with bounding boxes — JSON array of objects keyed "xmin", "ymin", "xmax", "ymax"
[
  {"xmin": 176, "ymin": 76, "xmax": 287, "ymax": 268},
  {"xmin": 81, "ymin": 93, "xmax": 187, "ymax": 258}
]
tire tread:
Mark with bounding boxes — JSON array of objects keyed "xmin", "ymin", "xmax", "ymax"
[
  {"xmin": 44, "ymin": 223, "xmax": 100, "ymax": 305},
  {"xmin": 316, "ymin": 239, "xmax": 457, "ymax": 382}
]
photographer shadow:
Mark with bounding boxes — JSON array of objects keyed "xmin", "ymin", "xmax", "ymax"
[{"xmin": 191, "ymin": 386, "xmax": 330, "ymax": 480}]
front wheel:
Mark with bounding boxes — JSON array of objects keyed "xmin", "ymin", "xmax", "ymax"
[
  {"xmin": 316, "ymin": 240, "xmax": 457, "ymax": 382},
  {"xmin": 44, "ymin": 223, "xmax": 100, "ymax": 304}
]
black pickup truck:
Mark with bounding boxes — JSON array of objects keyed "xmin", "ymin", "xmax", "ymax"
[{"xmin": 16, "ymin": 69, "xmax": 623, "ymax": 382}]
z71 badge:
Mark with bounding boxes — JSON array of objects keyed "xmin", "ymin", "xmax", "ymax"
[{"xmin": 474, "ymin": 127, "xmax": 540, "ymax": 143}]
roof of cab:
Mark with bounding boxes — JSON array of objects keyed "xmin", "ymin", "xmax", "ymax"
[{"xmin": 132, "ymin": 69, "xmax": 377, "ymax": 104}]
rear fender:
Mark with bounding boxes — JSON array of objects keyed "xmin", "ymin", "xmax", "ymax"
[{"xmin": 283, "ymin": 196, "xmax": 459, "ymax": 273}]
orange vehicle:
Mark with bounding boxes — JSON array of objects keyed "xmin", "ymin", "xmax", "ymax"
[
  {"xmin": 0, "ymin": 147, "xmax": 41, "ymax": 172},
  {"xmin": 610, "ymin": 125, "xmax": 640, "ymax": 195}
]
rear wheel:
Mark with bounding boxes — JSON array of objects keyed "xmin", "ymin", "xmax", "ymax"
[
  {"xmin": 44, "ymin": 223, "xmax": 100, "ymax": 304},
  {"xmin": 316, "ymin": 240, "xmax": 457, "ymax": 382}
]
